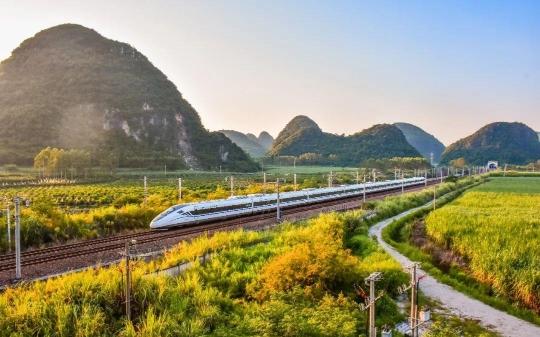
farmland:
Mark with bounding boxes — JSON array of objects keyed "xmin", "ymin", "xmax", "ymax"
[
  {"xmin": 425, "ymin": 177, "xmax": 540, "ymax": 313},
  {"xmin": 0, "ymin": 189, "xmax": 496, "ymax": 337},
  {"xmin": 0, "ymin": 173, "xmax": 304, "ymax": 253}
]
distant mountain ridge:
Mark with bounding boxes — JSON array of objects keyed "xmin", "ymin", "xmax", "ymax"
[
  {"xmin": 0, "ymin": 23, "xmax": 258, "ymax": 171},
  {"xmin": 394, "ymin": 122, "xmax": 445, "ymax": 163},
  {"xmin": 440, "ymin": 122, "xmax": 540, "ymax": 165},
  {"xmin": 219, "ymin": 130, "xmax": 273, "ymax": 158},
  {"xmin": 269, "ymin": 115, "xmax": 421, "ymax": 166}
]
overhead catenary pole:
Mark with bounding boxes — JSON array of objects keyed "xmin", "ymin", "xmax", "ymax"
[
  {"xmin": 356, "ymin": 170, "xmax": 360, "ymax": 185},
  {"xmin": 401, "ymin": 170, "xmax": 405, "ymax": 194},
  {"xmin": 143, "ymin": 176, "xmax": 148, "ymax": 206},
  {"xmin": 433, "ymin": 185, "xmax": 437, "ymax": 210},
  {"xmin": 424, "ymin": 170, "xmax": 427, "ymax": 186},
  {"xmin": 14, "ymin": 197, "xmax": 21, "ymax": 279},
  {"xmin": 6, "ymin": 204, "xmax": 11, "ymax": 252},
  {"xmin": 293, "ymin": 173, "xmax": 297, "ymax": 191},
  {"xmin": 276, "ymin": 178, "xmax": 282, "ymax": 221},
  {"xmin": 178, "ymin": 178, "xmax": 182, "ymax": 201},
  {"xmin": 328, "ymin": 171, "xmax": 333, "ymax": 188},
  {"xmin": 362, "ymin": 174, "xmax": 367, "ymax": 204}
]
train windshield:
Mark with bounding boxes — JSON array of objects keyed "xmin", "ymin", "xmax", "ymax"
[{"xmin": 155, "ymin": 205, "xmax": 183, "ymax": 221}]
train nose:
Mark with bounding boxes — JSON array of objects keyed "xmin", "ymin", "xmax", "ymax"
[{"xmin": 150, "ymin": 217, "xmax": 162, "ymax": 229}]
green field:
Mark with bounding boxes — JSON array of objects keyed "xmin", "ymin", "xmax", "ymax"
[
  {"xmin": 426, "ymin": 176, "xmax": 540, "ymax": 313},
  {"xmin": 472, "ymin": 176, "xmax": 540, "ymax": 193}
]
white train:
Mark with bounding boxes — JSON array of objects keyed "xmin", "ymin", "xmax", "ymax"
[{"xmin": 150, "ymin": 177, "xmax": 426, "ymax": 229}]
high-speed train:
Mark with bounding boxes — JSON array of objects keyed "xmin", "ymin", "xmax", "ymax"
[{"xmin": 150, "ymin": 177, "xmax": 426, "ymax": 229}]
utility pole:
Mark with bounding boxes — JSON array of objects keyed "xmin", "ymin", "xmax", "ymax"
[
  {"xmin": 293, "ymin": 173, "xmax": 297, "ymax": 191},
  {"xmin": 504, "ymin": 164, "xmax": 507, "ymax": 177},
  {"xmin": 14, "ymin": 197, "xmax": 21, "ymax": 279},
  {"xmin": 410, "ymin": 263, "xmax": 419, "ymax": 337},
  {"xmin": 124, "ymin": 239, "xmax": 137, "ymax": 322},
  {"xmin": 230, "ymin": 176, "xmax": 234, "ymax": 197},
  {"xmin": 164, "ymin": 164, "xmax": 167, "ymax": 176},
  {"xmin": 178, "ymin": 178, "xmax": 182, "ymax": 201},
  {"xmin": 424, "ymin": 170, "xmax": 427, "ymax": 186},
  {"xmin": 143, "ymin": 176, "xmax": 148, "ymax": 206},
  {"xmin": 398, "ymin": 263, "xmax": 422, "ymax": 337},
  {"xmin": 440, "ymin": 168, "xmax": 443, "ymax": 184},
  {"xmin": 372, "ymin": 169, "xmax": 376, "ymax": 182},
  {"xmin": 356, "ymin": 170, "xmax": 360, "ymax": 185},
  {"xmin": 362, "ymin": 272, "xmax": 383, "ymax": 337}
]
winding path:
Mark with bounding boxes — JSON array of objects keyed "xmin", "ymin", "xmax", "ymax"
[{"xmin": 369, "ymin": 206, "xmax": 540, "ymax": 337}]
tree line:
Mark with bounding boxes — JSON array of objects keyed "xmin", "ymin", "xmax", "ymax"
[{"xmin": 33, "ymin": 147, "xmax": 91, "ymax": 177}]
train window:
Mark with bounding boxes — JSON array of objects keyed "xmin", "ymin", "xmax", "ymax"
[{"xmin": 193, "ymin": 202, "xmax": 252, "ymax": 215}]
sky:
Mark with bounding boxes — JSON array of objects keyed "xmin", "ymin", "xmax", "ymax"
[{"xmin": 0, "ymin": 0, "xmax": 538, "ymax": 145}]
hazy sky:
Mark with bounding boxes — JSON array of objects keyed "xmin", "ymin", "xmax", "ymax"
[{"xmin": 0, "ymin": 0, "xmax": 538, "ymax": 144}]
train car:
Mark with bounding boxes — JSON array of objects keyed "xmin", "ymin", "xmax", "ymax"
[{"xmin": 150, "ymin": 177, "xmax": 425, "ymax": 229}]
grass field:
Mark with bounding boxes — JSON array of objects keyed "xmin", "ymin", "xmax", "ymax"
[
  {"xmin": 425, "ymin": 177, "xmax": 540, "ymax": 313},
  {"xmin": 472, "ymin": 176, "xmax": 540, "ymax": 193}
]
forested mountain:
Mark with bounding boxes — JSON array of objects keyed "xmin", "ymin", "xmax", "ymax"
[
  {"xmin": 0, "ymin": 24, "xmax": 258, "ymax": 171},
  {"xmin": 269, "ymin": 115, "xmax": 421, "ymax": 166},
  {"xmin": 394, "ymin": 122, "xmax": 445, "ymax": 163},
  {"xmin": 219, "ymin": 130, "xmax": 267, "ymax": 158},
  {"xmin": 440, "ymin": 122, "xmax": 540, "ymax": 165}
]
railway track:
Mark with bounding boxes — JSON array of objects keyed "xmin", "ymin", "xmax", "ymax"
[{"xmin": 0, "ymin": 179, "xmax": 443, "ymax": 278}]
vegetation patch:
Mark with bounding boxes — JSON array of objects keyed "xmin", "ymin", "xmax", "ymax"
[
  {"xmin": 0, "ymin": 210, "xmax": 407, "ymax": 337},
  {"xmin": 383, "ymin": 177, "xmax": 540, "ymax": 325}
]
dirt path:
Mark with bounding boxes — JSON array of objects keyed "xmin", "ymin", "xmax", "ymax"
[{"xmin": 369, "ymin": 206, "xmax": 540, "ymax": 337}]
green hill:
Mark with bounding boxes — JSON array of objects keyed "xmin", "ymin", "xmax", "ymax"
[
  {"xmin": 269, "ymin": 115, "xmax": 421, "ymax": 166},
  {"xmin": 0, "ymin": 24, "xmax": 258, "ymax": 171},
  {"xmin": 257, "ymin": 131, "xmax": 274, "ymax": 150},
  {"xmin": 440, "ymin": 122, "xmax": 540, "ymax": 165},
  {"xmin": 219, "ymin": 130, "xmax": 267, "ymax": 158},
  {"xmin": 394, "ymin": 122, "xmax": 445, "ymax": 163}
]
